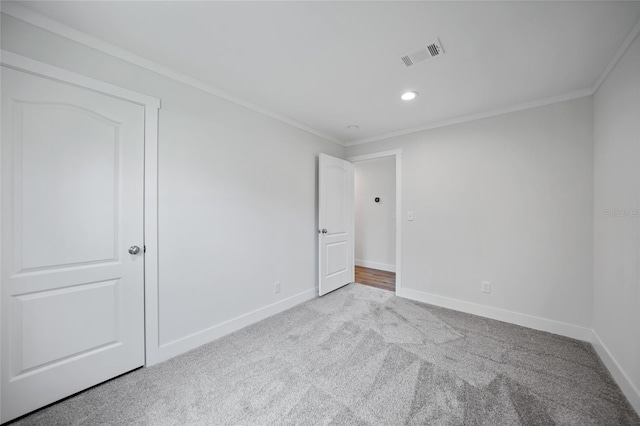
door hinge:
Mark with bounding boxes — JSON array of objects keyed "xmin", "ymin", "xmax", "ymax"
[{"xmin": 144, "ymin": 245, "xmax": 146, "ymax": 253}]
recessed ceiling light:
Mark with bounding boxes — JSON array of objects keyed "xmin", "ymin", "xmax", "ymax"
[
  {"xmin": 401, "ymin": 91, "xmax": 419, "ymax": 101},
  {"xmin": 346, "ymin": 125, "xmax": 360, "ymax": 132}
]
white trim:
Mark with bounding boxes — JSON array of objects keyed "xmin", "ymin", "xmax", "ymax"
[
  {"xmin": 348, "ymin": 149, "xmax": 403, "ymax": 163},
  {"xmin": 0, "ymin": 51, "xmax": 162, "ymax": 368},
  {"xmin": 0, "ymin": 50, "xmax": 159, "ymax": 109},
  {"xmin": 398, "ymin": 287, "xmax": 593, "ymax": 342},
  {"xmin": 0, "ymin": 2, "xmax": 343, "ymax": 147},
  {"xmin": 591, "ymin": 330, "xmax": 640, "ymax": 415},
  {"xmin": 348, "ymin": 149, "xmax": 403, "ymax": 295},
  {"xmin": 345, "ymin": 89, "xmax": 593, "ymax": 146},
  {"xmin": 1, "ymin": 1, "xmax": 619, "ymax": 151},
  {"xmin": 355, "ymin": 259, "xmax": 395, "ymax": 273},
  {"xmin": 143, "ymin": 108, "xmax": 160, "ymax": 366},
  {"xmin": 6, "ymin": 1, "xmax": 638, "ymax": 149},
  {"xmin": 592, "ymin": 17, "xmax": 640, "ymax": 95},
  {"xmin": 156, "ymin": 288, "xmax": 316, "ymax": 363},
  {"xmin": 344, "ymin": 18, "xmax": 639, "ymax": 147}
]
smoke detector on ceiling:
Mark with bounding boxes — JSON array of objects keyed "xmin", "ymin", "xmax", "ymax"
[{"xmin": 400, "ymin": 39, "xmax": 445, "ymax": 67}]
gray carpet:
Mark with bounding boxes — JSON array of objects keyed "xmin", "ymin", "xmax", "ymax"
[{"xmin": 11, "ymin": 284, "xmax": 640, "ymax": 425}]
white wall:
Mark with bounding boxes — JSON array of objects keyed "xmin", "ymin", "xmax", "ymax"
[
  {"xmin": 347, "ymin": 97, "xmax": 594, "ymax": 336},
  {"xmin": 593, "ymin": 31, "xmax": 640, "ymax": 412},
  {"xmin": 354, "ymin": 158, "xmax": 396, "ymax": 272},
  {"xmin": 0, "ymin": 14, "xmax": 344, "ymax": 360}
]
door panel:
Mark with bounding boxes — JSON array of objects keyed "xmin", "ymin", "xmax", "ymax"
[
  {"xmin": 18, "ymin": 102, "xmax": 119, "ymax": 270},
  {"xmin": 1, "ymin": 66, "xmax": 145, "ymax": 423},
  {"xmin": 318, "ymin": 154, "xmax": 354, "ymax": 296},
  {"xmin": 325, "ymin": 241, "xmax": 347, "ymax": 276},
  {"xmin": 14, "ymin": 279, "xmax": 120, "ymax": 374},
  {"xmin": 325, "ymin": 164, "xmax": 347, "ymax": 234}
]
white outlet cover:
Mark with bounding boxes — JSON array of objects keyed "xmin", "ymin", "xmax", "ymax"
[{"xmin": 481, "ymin": 281, "xmax": 491, "ymax": 293}]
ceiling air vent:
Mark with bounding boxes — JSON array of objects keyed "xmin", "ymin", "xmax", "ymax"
[{"xmin": 400, "ymin": 39, "xmax": 445, "ymax": 67}]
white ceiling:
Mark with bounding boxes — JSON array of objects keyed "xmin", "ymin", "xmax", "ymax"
[{"xmin": 15, "ymin": 1, "xmax": 640, "ymax": 145}]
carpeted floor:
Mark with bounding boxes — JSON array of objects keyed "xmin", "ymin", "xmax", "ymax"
[{"xmin": 11, "ymin": 284, "xmax": 640, "ymax": 425}]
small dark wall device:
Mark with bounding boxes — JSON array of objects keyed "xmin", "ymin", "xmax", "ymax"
[{"xmin": 374, "ymin": 197, "xmax": 380, "ymax": 203}]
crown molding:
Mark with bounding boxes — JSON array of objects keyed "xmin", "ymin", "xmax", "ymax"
[
  {"xmin": 592, "ymin": 15, "xmax": 640, "ymax": 95},
  {"xmin": 4, "ymin": 2, "xmax": 638, "ymax": 149},
  {"xmin": 345, "ymin": 88, "xmax": 593, "ymax": 147},
  {"xmin": 343, "ymin": 13, "xmax": 640, "ymax": 147},
  {"xmin": 0, "ymin": 1, "xmax": 345, "ymax": 147}
]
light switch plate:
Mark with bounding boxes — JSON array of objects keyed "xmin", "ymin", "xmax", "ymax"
[{"xmin": 408, "ymin": 211, "xmax": 414, "ymax": 221}]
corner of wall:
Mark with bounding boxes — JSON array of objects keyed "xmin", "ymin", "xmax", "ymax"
[{"xmin": 591, "ymin": 330, "xmax": 640, "ymax": 415}]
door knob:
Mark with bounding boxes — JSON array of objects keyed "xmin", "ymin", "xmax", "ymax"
[
  {"xmin": 320, "ymin": 228, "xmax": 328, "ymax": 234},
  {"xmin": 128, "ymin": 245, "xmax": 141, "ymax": 255}
]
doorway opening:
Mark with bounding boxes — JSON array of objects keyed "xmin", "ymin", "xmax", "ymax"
[
  {"xmin": 355, "ymin": 265, "xmax": 396, "ymax": 292},
  {"xmin": 348, "ymin": 150, "xmax": 402, "ymax": 294}
]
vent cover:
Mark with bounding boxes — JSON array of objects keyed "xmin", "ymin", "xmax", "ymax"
[{"xmin": 400, "ymin": 39, "xmax": 445, "ymax": 67}]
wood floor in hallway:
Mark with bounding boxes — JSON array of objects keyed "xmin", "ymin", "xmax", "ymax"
[{"xmin": 354, "ymin": 265, "xmax": 395, "ymax": 292}]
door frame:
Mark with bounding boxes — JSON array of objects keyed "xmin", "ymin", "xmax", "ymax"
[
  {"xmin": 0, "ymin": 52, "xmax": 162, "ymax": 417},
  {"xmin": 347, "ymin": 149, "xmax": 403, "ymax": 295}
]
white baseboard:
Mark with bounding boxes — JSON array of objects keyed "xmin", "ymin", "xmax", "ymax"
[
  {"xmin": 156, "ymin": 288, "xmax": 316, "ymax": 363},
  {"xmin": 591, "ymin": 330, "xmax": 640, "ymax": 415},
  {"xmin": 396, "ymin": 287, "xmax": 640, "ymax": 416},
  {"xmin": 397, "ymin": 287, "xmax": 593, "ymax": 342},
  {"xmin": 355, "ymin": 259, "xmax": 396, "ymax": 272},
  {"xmin": 151, "ymin": 284, "xmax": 640, "ymax": 418}
]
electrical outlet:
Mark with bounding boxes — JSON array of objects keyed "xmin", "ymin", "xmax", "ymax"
[
  {"xmin": 274, "ymin": 281, "xmax": 281, "ymax": 294},
  {"xmin": 481, "ymin": 281, "xmax": 491, "ymax": 294}
]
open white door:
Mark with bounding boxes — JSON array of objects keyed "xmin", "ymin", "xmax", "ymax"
[
  {"xmin": 318, "ymin": 154, "xmax": 354, "ymax": 296},
  {"xmin": 1, "ymin": 66, "xmax": 145, "ymax": 422}
]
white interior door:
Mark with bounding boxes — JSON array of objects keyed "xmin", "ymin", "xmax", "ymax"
[
  {"xmin": 318, "ymin": 153, "xmax": 354, "ymax": 296},
  {"xmin": 1, "ymin": 66, "xmax": 145, "ymax": 422}
]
